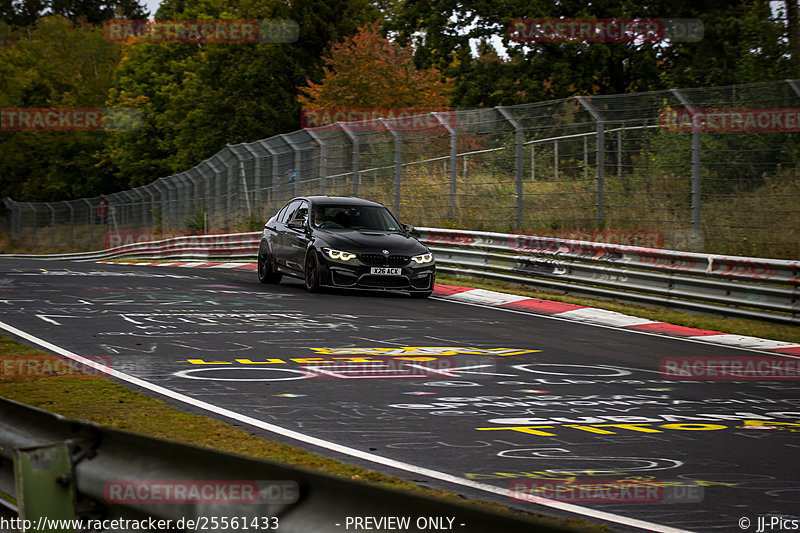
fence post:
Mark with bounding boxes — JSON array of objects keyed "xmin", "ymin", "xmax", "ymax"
[
  {"xmin": 554, "ymin": 139, "xmax": 559, "ymax": 179},
  {"xmin": 241, "ymin": 144, "xmax": 262, "ymax": 209},
  {"xmin": 124, "ymin": 191, "xmax": 137, "ymax": 230},
  {"xmin": 496, "ymin": 106, "xmax": 524, "ymax": 230},
  {"xmin": 106, "ymin": 193, "xmax": 121, "ymax": 235},
  {"xmin": 378, "ymin": 119, "xmax": 403, "ymax": 213},
  {"xmin": 143, "ymin": 185, "xmax": 157, "ymax": 230},
  {"xmin": 46, "ymin": 203, "xmax": 55, "ymax": 248},
  {"xmin": 182, "ymin": 173, "xmax": 201, "ymax": 231},
  {"xmin": 433, "ymin": 112, "xmax": 457, "ymax": 220},
  {"xmin": 671, "ymin": 88, "xmax": 703, "ymax": 250},
  {"xmin": 114, "ymin": 192, "xmax": 126, "ymax": 230},
  {"xmin": 227, "ymin": 146, "xmax": 250, "ymax": 224},
  {"xmin": 151, "ymin": 180, "xmax": 165, "ymax": 232},
  {"xmin": 786, "ymin": 78, "xmax": 800, "ymax": 98},
  {"xmin": 114, "ymin": 192, "xmax": 125, "ymax": 230},
  {"xmin": 229, "ymin": 151, "xmax": 251, "ymax": 220},
  {"xmin": 131, "ymin": 189, "xmax": 146, "ymax": 232},
  {"xmin": 80, "ymin": 198, "xmax": 93, "ymax": 247},
  {"xmin": 26, "ymin": 203, "xmax": 35, "ymax": 247},
  {"xmin": 226, "ymin": 158, "xmax": 236, "ymax": 227},
  {"xmin": 167, "ymin": 179, "xmax": 180, "ymax": 231},
  {"xmin": 64, "ymin": 201, "xmax": 74, "ymax": 248},
  {"xmin": 182, "ymin": 175, "xmax": 194, "ymax": 228},
  {"xmin": 205, "ymin": 159, "xmax": 223, "ymax": 228},
  {"xmin": 304, "ymin": 129, "xmax": 327, "ymax": 196},
  {"xmin": 172, "ymin": 176, "xmax": 188, "ymax": 229},
  {"xmin": 576, "ymin": 96, "xmax": 605, "ymax": 228},
  {"xmin": 194, "ymin": 167, "xmax": 210, "ymax": 227},
  {"xmin": 258, "ymin": 140, "xmax": 279, "ymax": 211},
  {"xmin": 4, "ymin": 199, "xmax": 17, "ymax": 239},
  {"xmin": 339, "ymin": 123, "xmax": 360, "ymax": 197},
  {"xmin": 281, "ymin": 134, "xmax": 305, "ymax": 199}
]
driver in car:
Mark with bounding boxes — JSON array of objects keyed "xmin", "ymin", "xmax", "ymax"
[{"xmin": 312, "ymin": 206, "xmax": 326, "ymax": 227}]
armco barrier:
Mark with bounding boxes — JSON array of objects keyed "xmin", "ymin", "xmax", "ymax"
[
  {"xmin": 0, "ymin": 397, "xmax": 560, "ymax": 533},
  {"xmin": 416, "ymin": 228, "xmax": 799, "ymax": 324},
  {"xmin": 0, "ymin": 232, "xmax": 261, "ymax": 262},
  {"xmin": 1, "ymin": 228, "xmax": 797, "ymax": 323}
]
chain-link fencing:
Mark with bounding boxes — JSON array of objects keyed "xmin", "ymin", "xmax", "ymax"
[{"xmin": 4, "ymin": 79, "xmax": 800, "ymax": 258}]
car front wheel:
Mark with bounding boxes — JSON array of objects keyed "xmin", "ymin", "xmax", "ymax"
[
  {"xmin": 304, "ymin": 250, "xmax": 321, "ymax": 292},
  {"xmin": 257, "ymin": 245, "xmax": 282, "ymax": 284}
]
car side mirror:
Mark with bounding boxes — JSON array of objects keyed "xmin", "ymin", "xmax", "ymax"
[
  {"xmin": 402, "ymin": 223, "xmax": 416, "ymax": 236},
  {"xmin": 288, "ymin": 218, "xmax": 306, "ymax": 230}
]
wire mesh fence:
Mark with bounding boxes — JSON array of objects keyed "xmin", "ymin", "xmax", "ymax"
[{"xmin": 4, "ymin": 79, "xmax": 800, "ymax": 258}]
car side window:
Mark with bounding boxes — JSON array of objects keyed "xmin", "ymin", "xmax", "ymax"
[
  {"xmin": 278, "ymin": 200, "xmax": 300, "ymax": 224},
  {"xmin": 291, "ymin": 202, "xmax": 309, "ymax": 226},
  {"xmin": 275, "ymin": 203, "xmax": 289, "ymax": 223}
]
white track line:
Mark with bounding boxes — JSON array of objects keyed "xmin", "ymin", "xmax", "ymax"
[{"xmin": 0, "ymin": 319, "xmax": 691, "ymax": 533}]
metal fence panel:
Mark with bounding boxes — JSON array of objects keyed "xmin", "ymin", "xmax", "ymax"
[{"xmin": 4, "ymin": 80, "xmax": 800, "ymax": 259}]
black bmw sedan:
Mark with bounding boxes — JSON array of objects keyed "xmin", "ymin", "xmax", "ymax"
[{"xmin": 257, "ymin": 196, "xmax": 435, "ymax": 297}]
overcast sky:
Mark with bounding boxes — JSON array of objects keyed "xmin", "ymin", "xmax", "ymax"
[{"xmin": 144, "ymin": 0, "xmax": 159, "ymax": 18}]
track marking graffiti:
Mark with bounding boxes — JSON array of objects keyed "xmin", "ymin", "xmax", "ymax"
[
  {"xmin": 475, "ymin": 419, "xmax": 800, "ymax": 437},
  {"xmin": 309, "ymin": 347, "xmax": 540, "ymax": 357},
  {"xmin": 174, "ymin": 347, "xmax": 541, "ymax": 381},
  {"xmin": 173, "ymin": 367, "xmax": 312, "ymax": 381}
]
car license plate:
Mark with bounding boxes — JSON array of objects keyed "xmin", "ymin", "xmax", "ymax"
[{"xmin": 370, "ymin": 267, "xmax": 401, "ymax": 275}]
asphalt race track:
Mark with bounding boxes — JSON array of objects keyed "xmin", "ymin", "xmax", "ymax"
[{"xmin": 1, "ymin": 257, "xmax": 799, "ymax": 533}]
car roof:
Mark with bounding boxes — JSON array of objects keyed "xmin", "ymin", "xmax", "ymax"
[{"xmin": 298, "ymin": 196, "xmax": 387, "ymax": 208}]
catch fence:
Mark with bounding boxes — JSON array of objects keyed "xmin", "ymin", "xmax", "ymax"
[{"xmin": 4, "ymin": 79, "xmax": 800, "ymax": 259}]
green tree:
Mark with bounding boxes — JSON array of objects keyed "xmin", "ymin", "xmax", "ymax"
[
  {"xmin": 387, "ymin": 0, "xmax": 791, "ymax": 107},
  {"xmin": 656, "ymin": 0, "xmax": 791, "ymax": 87},
  {"xmin": 103, "ymin": 0, "xmax": 379, "ymax": 187},
  {"xmin": 0, "ymin": 16, "xmax": 125, "ymax": 201},
  {"xmin": 2, "ymin": 0, "xmax": 147, "ymax": 26}
]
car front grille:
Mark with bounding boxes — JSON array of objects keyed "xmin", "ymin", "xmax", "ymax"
[{"xmin": 359, "ymin": 254, "xmax": 410, "ymax": 267}]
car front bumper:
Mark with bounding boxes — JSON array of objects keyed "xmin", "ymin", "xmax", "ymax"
[{"xmin": 320, "ymin": 258, "xmax": 435, "ymax": 292}]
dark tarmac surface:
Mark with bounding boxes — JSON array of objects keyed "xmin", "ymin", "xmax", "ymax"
[{"xmin": 1, "ymin": 257, "xmax": 799, "ymax": 532}]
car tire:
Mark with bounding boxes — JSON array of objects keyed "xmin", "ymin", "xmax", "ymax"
[
  {"xmin": 257, "ymin": 244, "xmax": 282, "ymax": 284},
  {"xmin": 304, "ymin": 250, "xmax": 321, "ymax": 292}
]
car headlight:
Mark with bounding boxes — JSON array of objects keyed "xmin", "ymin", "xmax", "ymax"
[
  {"xmin": 411, "ymin": 252, "xmax": 433, "ymax": 264},
  {"xmin": 323, "ymin": 248, "xmax": 356, "ymax": 261}
]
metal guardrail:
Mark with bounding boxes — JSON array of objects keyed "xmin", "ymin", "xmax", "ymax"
[
  {"xmin": 416, "ymin": 228, "xmax": 799, "ymax": 324},
  {"xmin": 0, "ymin": 232, "xmax": 261, "ymax": 262},
  {"xmin": 0, "ymin": 397, "xmax": 561, "ymax": 533},
  {"xmin": 1, "ymin": 228, "xmax": 797, "ymax": 323}
]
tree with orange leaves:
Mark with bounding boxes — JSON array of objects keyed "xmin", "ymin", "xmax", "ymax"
[{"xmin": 298, "ymin": 21, "xmax": 451, "ymax": 110}]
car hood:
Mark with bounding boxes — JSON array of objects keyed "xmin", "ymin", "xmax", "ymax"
[{"xmin": 316, "ymin": 230, "xmax": 428, "ymax": 255}]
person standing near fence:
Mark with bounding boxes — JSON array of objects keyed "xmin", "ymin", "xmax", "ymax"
[{"xmin": 96, "ymin": 199, "xmax": 109, "ymax": 224}]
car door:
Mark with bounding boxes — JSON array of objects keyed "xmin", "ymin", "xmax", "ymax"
[
  {"xmin": 285, "ymin": 200, "xmax": 311, "ymax": 274},
  {"xmin": 271, "ymin": 199, "xmax": 301, "ymax": 270}
]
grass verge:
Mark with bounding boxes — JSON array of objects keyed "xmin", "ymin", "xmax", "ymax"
[{"xmin": 0, "ymin": 335, "xmax": 608, "ymax": 532}]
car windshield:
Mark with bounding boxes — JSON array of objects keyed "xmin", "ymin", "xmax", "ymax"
[{"xmin": 311, "ymin": 204, "xmax": 401, "ymax": 232}]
